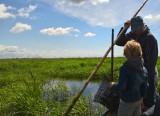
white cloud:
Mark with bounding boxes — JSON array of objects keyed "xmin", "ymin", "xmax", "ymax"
[
  {"xmin": 91, "ymin": 0, "xmax": 110, "ymax": 5},
  {"xmin": 73, "ymin": 28, "xmax": 80, "ymax": 33},
  {"xmin": 0, "ymin": 45, "xmax": 18, "ymax": 53},
  {"xmin": 143, "ymin": 14, "xmax": 160, "ymax": 25},
  {"xmin": 0, "ymin": 4, "xmax": 37, "ymax": 19},
  {"xmin": 84, "ymin": 32, "xmax": 96, "ymax": 37},
  {"xmin": 40, "ymin": 27, "xmax": 80, "ymax": 36},
  {"xmin": 0, "ymin": 4, "xmax": 16, "ymax": 19},
  {"xmin": 0, "ymin": 45, "xmax": 56, "ymax": 58},
  {"xmin": 7, "ymin": 6, "xmax": 16, "ymax": 10},
  {"xmin": 68, "ymin": 0, "xmax": 85, "ymax": 5},
  {"xmin": 63, "ymin": 50, "xmax": 68, "ymax": 53},
  {"xmin": 10, "ymin": 22, "xmax": 32, "ymax": 33},
  {"xmin": 0, "ymin": 45, "xmax": 104, "ymax": 58},
  {"xmin": 40, "ymin": 0, "xmax": 139, "ymax": 27},
  {"xmin": 17, "ymin": 4, "xmax": 37, "ymax": 18},
  {"xmin": 0, "ymin": 45, "xmax": 31, "ymax": 58},
  {"xmin": 0, "ymin": 44, "xmax": 128, "ymax": 58},
  {"xmin": 41, "ymin": 0, "xmax": 160, "ymax": 27},
  {"xmin": 155, "ymin": 14, "xmax": 160, "ymax": 20},
  {"xmin": 68, "ymin": 0, "xmax": 109, "ymax": 6},
  {"xmin": 144, "ymin": 14, "xmax": 153, "ymax": 20}
]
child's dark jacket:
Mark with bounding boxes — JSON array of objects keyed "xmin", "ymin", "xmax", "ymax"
[{"xmin": 112, "ymin": 57, "xmax": 148, "ymax": 103}]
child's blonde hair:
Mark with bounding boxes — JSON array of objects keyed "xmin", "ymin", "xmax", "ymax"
[{"xmin": 124, "ymin": 40, "xmax": 142, "ymax": 59}]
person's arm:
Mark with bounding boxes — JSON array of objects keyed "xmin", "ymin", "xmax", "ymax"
[
  {"xmin": 116, "ymin": 21, "xmax": 132, "ymax": 46},
  {"xmin": 112, "ymin": 66, "xmax": 128, "ymax": 92}
]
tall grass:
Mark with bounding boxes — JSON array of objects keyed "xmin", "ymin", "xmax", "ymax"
[
  {"xmin": 0, "ymin": 71, "xmax": 48, "ymax": 116},
  {"xmin": 0, "ymin": 71, "xmax": 105, "ymax": 115},
  {"xmin": 0, "ymin": 58, "xmax": 126, "ymax": 84}
]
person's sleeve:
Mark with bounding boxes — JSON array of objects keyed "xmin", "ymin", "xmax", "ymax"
[
  {"xmin": 116, "ymin": 27, "xmax": 131, "ymax": 46},
  {"xmin": 141, "ymin": 69, "xmax": 148, "ymax": 97},
  {"xmin": 145, "ymin": 34, "xmax": 158, "ymax": 81},
  {"xmin": 112, "ymin": 67, "xmax": 127, "ymax": 92}
]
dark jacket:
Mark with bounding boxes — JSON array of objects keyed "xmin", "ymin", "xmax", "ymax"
[
  {"xmin": 116, "ymin": 25, "xmax": 158, "ymax": 80},
  {"xmin": 112, "ymin": 57, "xmax": 148, "ymax": 102},
  {"xmin": 154, "ymin": 94, "xmax": 160, "ymax": 116}
]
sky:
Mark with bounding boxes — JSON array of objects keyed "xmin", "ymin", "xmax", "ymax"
[{"xmin": 0, "ymin": 0, "xmax": 160, "ymax": 58}]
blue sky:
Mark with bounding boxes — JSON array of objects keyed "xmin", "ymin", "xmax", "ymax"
[{"xmin": 0, "ymin": 0, "xmax": 160, "ymax": 58}]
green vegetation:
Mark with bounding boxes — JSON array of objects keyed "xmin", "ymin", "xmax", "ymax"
[
  {"xmin": 0, "ymin": 57, "xmax": 160, "ymax": 115},
  {"xmin": 0, "ymin": 57, "xmax": 125, "ymax": 85},
  {"xmin": 0, "ymin": 74, "xmax": 105, "ymax": 116}
]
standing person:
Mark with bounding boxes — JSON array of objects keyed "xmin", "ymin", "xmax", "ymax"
[
  {"xmin": 116, "ymin": 16, "xmax": 159, "ymax": 109},
  {"xmin": 112, "ymin": 40, "xmax": 148, "ymax": 116}
]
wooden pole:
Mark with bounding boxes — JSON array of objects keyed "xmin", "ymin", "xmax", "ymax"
[
  {"xmin": 111, "ymin": 29, "xmax": 114, "ymax": 82},
  {"xmin": 63, "ymin": 0, "xmax": 148, "ymax": 115},
  {"xmin": 110, "ymin": 29, "xmax": 114, "ymax": 116}
]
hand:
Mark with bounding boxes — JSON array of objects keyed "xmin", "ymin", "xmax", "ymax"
[
  {"xmin": 124, "ymin": 20, "xmax": 131, "ymax": 29},
  {"xmin": 111, "ymin": 82, "xmax": 115, "ymax": 85},
  {"xmin": 109, "ymin": 82, "xmax": 115, "ymax": 87}
]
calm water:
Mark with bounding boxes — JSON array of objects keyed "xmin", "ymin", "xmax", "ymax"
[
  {"xmin": 43, "ymin": 79, "xmax": 100, "ymax": 99},
  {"xmin": 43, "ymin": 79, "xmax": 118, "ymax": 115},
  {"xmin": 43, "ymin": 79, "xmax": 110, "ymax": 115}
]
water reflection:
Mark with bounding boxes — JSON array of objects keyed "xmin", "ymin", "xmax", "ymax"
[
  {"xmin": 43, "ymin": 79, "xmax": 100, "ymax": 99},
  {"xmin": 43, "ymin": 79, "xmax": 106, "ymax": 115}
]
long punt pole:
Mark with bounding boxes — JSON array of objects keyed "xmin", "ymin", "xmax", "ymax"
[
  {"xmin": 63, "ymin": 0, "xmax": 148, "ymax": 115},
  {"xmin": 111, "ymin": 29, "xmax": 114, "ymax": 82}
]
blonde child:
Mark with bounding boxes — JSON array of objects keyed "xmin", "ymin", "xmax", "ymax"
[{"xmin": 112, "ymin": 40, "xmax": 148, "ymax": 116}]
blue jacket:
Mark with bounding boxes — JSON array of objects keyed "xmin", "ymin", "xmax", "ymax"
[
  {"xmin": 116, "ymin": 25, "xmax": 158, "ymax": 81},
  {"xmin": 112, "ymin": 57, "xmax": 148, "ymax": 102}
]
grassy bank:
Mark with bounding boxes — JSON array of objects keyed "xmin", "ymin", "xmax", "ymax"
[
  {"xmin": 0, "ymin": 57, "xmax": 160, "ymax": 115},
  {"xmin": 0, "ymin": 57, "xmax": 125, "ymax": 87},
  {"xmin": 0, "ymin": 74, "xmax": 105, "ymax": 115}
]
